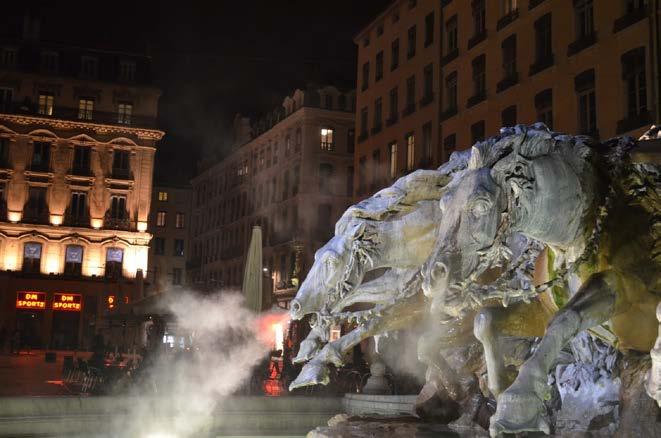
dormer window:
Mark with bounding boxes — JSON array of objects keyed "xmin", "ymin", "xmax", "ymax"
[
  {"xmin": 0, "ymin": 47, "xmax": 17, "ymax": 68},
  {"xmin": 78, "ymin": 98, "xmax": 94, "ymax": 120},
  {"xmin": 119, "ymin": 60, "xmax": 136, "ymax": 82},
  {"xmin": 117, "ymin": 102, "xmax": 132, "ymax": 125},
  {"xmin": 80, "ymin": 56, "xmax": 98, "ymax": 79}
]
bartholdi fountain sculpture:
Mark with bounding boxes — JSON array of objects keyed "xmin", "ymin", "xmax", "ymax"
[{"xmin": 289, "ymin": 124, "xmax": 661, "ymax": 436}]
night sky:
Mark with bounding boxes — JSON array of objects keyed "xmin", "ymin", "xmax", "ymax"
[{"xmin": 5, "ymin": 1, "xmax": 392, "ymax": 184}]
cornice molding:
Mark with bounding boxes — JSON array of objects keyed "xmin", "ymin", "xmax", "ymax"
[{"xmin": 0, "ymin": 113, "xmax": 164, "ymax": 141}]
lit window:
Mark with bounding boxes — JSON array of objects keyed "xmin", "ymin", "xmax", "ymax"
[
  {"xmin": 156, "ymin": 211, "xmax": 167, "ymax": 227},
  {"xmin": 38, "ymin": 93, "xmax": 54, "ymax": 116},
  {"xmin": 389, "ymin": 142, "xmax": 398, "ymax": 179},
  {"xmin": 176, "ymin": 212, "xmax": 185, "ymax": 229},
  {"xmin": 117, "ymin": 103, "xmax": 132, "ymax": 125},
  {"xmin": 78, "ymin": 98, "xmax": 94, "ymax": 120},
  {"xmin": 174, "ymin": 239, "xmax": 184, "ymax": 257},
  {"xmin": 158, "ymin": 191, "xmax": 168, "ymax": 202},
  {"xmin": 320, "ymin": 128, "xmax": 334, "ymax": 151},
  {"xmin": 406, "ymin": 133, "xmax": 415, "ymax": 170}
]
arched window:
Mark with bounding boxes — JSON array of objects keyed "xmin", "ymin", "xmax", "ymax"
[
  {"xmin": 22, "ymin": 242, "xmax": 42, "ymax": 273},
  {"xmin": 105, "ymin": 247, "xmax": 123, "ymax": 278},
  {"xmin": 64, "ymin": 245, "xmax": 84, "ymax": 276}
]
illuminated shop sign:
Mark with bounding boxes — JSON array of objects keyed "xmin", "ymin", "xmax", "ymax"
[
  {"xmin": 52, "ymin": 293, "xmax": 82, "ymax": 311},
  {"xmin": 16, "ymin": 292, "xmax": 46, "ymax": 310},
  {"xmin": 107, "ymin": 295, "xmax": 115, "ymax": 310}
]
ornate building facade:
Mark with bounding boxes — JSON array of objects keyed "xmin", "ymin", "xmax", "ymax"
[
  {"xmin": 0, "ymin": 26, "xmax": 162, "ymax": 350},
  {"xmin": 189, "ymin": 86, "xmax": 355, "ymax": 308},
  {"xmin": 355, "ymin": 0, "xmax": 660, "ymax": 198}
]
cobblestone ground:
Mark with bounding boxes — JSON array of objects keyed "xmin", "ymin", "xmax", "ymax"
[{"xmin": 0, "ymin": 350, "xmax": 91, "ymax": 396}]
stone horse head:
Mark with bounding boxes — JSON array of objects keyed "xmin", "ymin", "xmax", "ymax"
[{"xmin": 422, "ymin": 124, "xmax": 597, "ymax": 314}]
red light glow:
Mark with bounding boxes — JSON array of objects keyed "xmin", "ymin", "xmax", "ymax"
[{"xmin": 254, "ymin": 311, "xmax": 290, "ymax": 349}]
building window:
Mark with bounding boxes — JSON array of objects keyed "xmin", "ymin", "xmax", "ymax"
[
  {"xmin": 292, "ymin": 165, "xmax": 300, "ymax": 195},
  {"xmin": 406, "ymin": 133, "xmax": 415, "ymax": 170},
  {"xmin": 473, "ymin": 0, "xmax": 486, "ymax": 36},
  {"xmin": 64, "ymin": 245, "xmax": 83, "ymax": 276},
  {"xmin": 389, "ymin": 142, "xmax": 398, "ymax": 179},
  {"xmin": 0, "ymin": 87, "xmax": 13, "ymax": 111},
  {"xmin": 158, "ymin": 191, "xmax": 168, "ymax": 201},
  {"xmin": 173, "ymin": 268, "xmax": 182, "ymax": 285},
  {"xmin": 1, "ymin": 47, "xmax": 17, "ymax": 68},
  {"xmin": 25, "ymin": 187, "xmax": 48, "ymax": 222},
  {"xmin": 388, "ymin": 87, "xmax": 398, "ymax": 123},
  {"xmin": 154, "ymin": 237, "xmax": 165, "ymax": 255},
  {"xmin": 391, "ymin": 39, "xmax": 400, "ymax": 71},
  {"xmin": 118, "ymin": 103, "xmax": 132, "ymax": 125},
  {"xmin": 423, "ymin": 64, "xmax": 433, "ymax": 102},
  {"xmin": 320, "ymin": 128, "xmax": 334, "ymax": 151},
  {"xmin": 68, "ymin": 192, "xmax": 87, "ymax": 224},
  {"xmin": 31, "ymin": 141, "xmax": 51, "ymax": 172},
  {"xmin": 621, "ymin": 47, "xmax": 647, "ymax": 118},
  {"xmin": 422, "ymin": 122, "xmax": 432, "ymax": 163},
  {"xmin": 445, "ymin": 72, "xmax": 458, "ymax": 112},
  {"xmin": 0, "ymin": 138, "xmax": 9, "ymax": 167},
  {"xmin": 446, "ymin": 16, "xmax": 458, "ymax": 53},
  {"xmin": 72, "ymin": 146, "xmax": 91, "ymax": 175},
  {"xmin": 502, "ymin": 35, "xmax": 517, "ymax": 78},
  {"xmin": 325, "ymin": 94, "xmax": 333, "ymax": 109},
  {"xmin": 295, "ymin": 128, "xmax": 302, "ymax": 152},
  {"xmin": 405, "ymin": 75, "xmax": 416, "ymax": 111},
  {"xmin": 360, "ymin": 107, "xmax": 368, "ymax": 138},
  {"xmin": 119, "ymin": 60, "xmax": 136, "ymax": 82},
  {"xmin": 471, "ymin": 120, "xmax": 486, "ymax": 144},
  {"xmin": 376, "ymin": 51, "xmax": 384, "ymax": 81},
  {"xmin": 174, "ymin": 239, "xmax": 184, "ymax": 257},
  {"xmin": 575, "ymin": 69, "xmax": 597, "ymax": 135},
  {"xmin": 176, "ymin": 212, "xmax": 185, "ymax": 229},
  {"xmin": 347, "ymin": 129, "xmax": 355, "ymax": 153},
  {"xmin": 105, "ymin": 247, "xmax": 123, "ymax": 278},
  {"xmin": 373, "ymin": 98, "xmax": 382, "ymax": 132},
  {"xmin": 80, "ymin": 56, "xmax": 98, "ymax": 79},
  {"xmin": 443, "ymin": 134, "xmax": 457, "ymax": 161},
  {"xmin": 112, "ymin": 150, "xmax": 130, "ymax": 179},
  {"xmin": 535, "ymin": 88, "xmax": 553, "ymax": 129},
  {"xmin": 109, "ymin": 195, "xmax": 127, "ymax": 220},
  {"xmin": 362, "ymin": 62, "xmax": 370, "ymax": 91},
  {"xmin": 156, "ymin": 211, "xmax": 167, "ymax": 228},
  {"xmin": 38, "ymin": 93, "xmax": 54, "ymax": 116},
  {"xmin": 358, "ymin": 156, "xmax": 367, "ymax": 194},
  {"xmin": 472, "ymin": 55, "xmax": 486, "ymax": 98},
  {"xmin": 371, "ymin": 149, "xmax": 381, "ymax": 189},
  {"xmin": 41, "ymin": 51, "xmax": 59, "ymax": 74},
  {"xmin": 285, "ymin": 136, "xmax": 291, "ymax": 156},
  {"xmin": 22, "ymin": 242, "xmax": 42, "ymax": 273},
  {"xmin": 319, "ymin": 163, "xmax": 333, "ymax": 194},
  {"xmin": 282, "ymin": 170, "xmax": 290, "ymax": 200},
  {"xmin": 574, "ymin": 0, "xmax": 594, "ymax": 39},
  {"xmin": 501, "ymin": 0, "xmax": 518, "ymax": 15},
  {"xmin": 424, "ymin": 12, "xmax": 435, "ymax": 47},
  {"xmin": 78, "ymin": 98, "xmax": 94, "ymax": 120},
  {"xmin": 533, "ymin": 14, "xmax": 553, "ymax": 65},
  {"xmin": 407, "ymin": 25, "xmax": 416, "ymax": 58},
  {"xmin": 501, "ymin": 105, "xmax": 517, "ymax": 127}
]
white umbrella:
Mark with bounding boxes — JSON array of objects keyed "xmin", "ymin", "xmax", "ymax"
[{"xmin": 242, "ymin": 225, "xmax": 263, "ymax": 313}]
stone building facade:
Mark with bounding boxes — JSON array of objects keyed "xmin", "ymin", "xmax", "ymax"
[
  {"xmin": 0, "ymin": 27, "xmax": 162, "ymax": 351},
  {"xmin": 189, "ymin": 86, "xmax": 355, "ymax": 308},
  {"xmin": 355, "ymin": 0, "xmax": 660, "ymax": 198},
  {"xmin": 147, "ymin": 184, "xmax": 192, "ymax": 295}
]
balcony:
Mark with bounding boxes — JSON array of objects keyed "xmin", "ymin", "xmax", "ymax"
[
  {"xmin": 22, "ymin": 209, "xmax": 49, "ymax": 225},
  {"xmin": 385, "ymin": 114, "xmax": 398, "ymax": 127},
  {"xmin": 70, "ymin": 166, "xmax": 93, "ymax": 177},
  {"xmin": 497, "ymin": 9, "xmax": 519, "ymax": 31},
  {"xmin": 497, "ymin": 73, "xmax": 519, "ymax": 93},
  {"xmin": 567, "ymin": 32, "xmax": 597, "ymax": 57},
  {"xmin": 104, "ymin": 213, "xmax": 131, "ymax": 230},
  {"xmin": 467, "ymin": 92, "xmax": 486, "ymax": 108},
  {"xmin": 370, "ymin": 124, "xmax": 383, "ymax": 135},
  {"xmin": 440, "ymin": 48, "xmax": 458, "ymax": 66},
  {"xmin": 358, "ymin": 132, "xmax": 369, "ymax": 143},
  {"xmin": 616, "ymin": 111, "xmax": 652, "ymax": 135},
  {"xmin": 529, "ymin": 54, "xmax": 554, "ymax": 76},
  {"xmin": 402, "ymin": 103, "xmax": 416, "ymax": 118},
  {"xmin": 467, "ymin": 31, "xmax": 487, "ymax": 50},
  {"xmin": 0, "ymin": 101, "xmax": 158, "ymax": 129},
  {"xmin": 29, "ymin": 162, "xmax": 51, "ymax": 173},
  {"xmin": 64, "ymin": 213, "xmax": 90, "ymax": 228},
  {"xmin": 528, "ymin": 0, "xmax": 546, "ymax": 10},
  {"xmin": 440, "ymin": 107, "xmax": 458, "ymax": 121},
  {"xmin": 111, "ymin": 167, "xmax": 131, "ymax": 180},
  {"xmin": 613, "ymin": 7, "xmax": 648, "ymax": 34},
  {"xmin": 420, "ymin": 93, "xmax": 434, "ymax": 108}
]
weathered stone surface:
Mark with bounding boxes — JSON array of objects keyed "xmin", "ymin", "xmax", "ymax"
[{"xmin": 615, "ymin": 354, "xmax": 661, "ymax": 437}]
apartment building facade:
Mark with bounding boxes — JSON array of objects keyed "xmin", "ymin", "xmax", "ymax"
[
  {"xmin": 189, "ymin": 86, "xmax": 355, "ymax": 308},
  {"xmin": 0, "ymin": 24, "xmax": 163, "ymax": 350},
  {"xmin": 354, "ymin": 0, "xmax": 444, "ymax": 199},
  {"xmin": 355, "ymin": 0, "xmax": 660, "ymax": 198},
  {"xmin": 147, "ymin": 184, "xmax": 191, "ymax": 295}
]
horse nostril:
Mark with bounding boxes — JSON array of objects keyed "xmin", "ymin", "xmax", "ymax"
[{"xmin": 430, "ymin": 262, "xmax": 448, "ymax": 281}]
